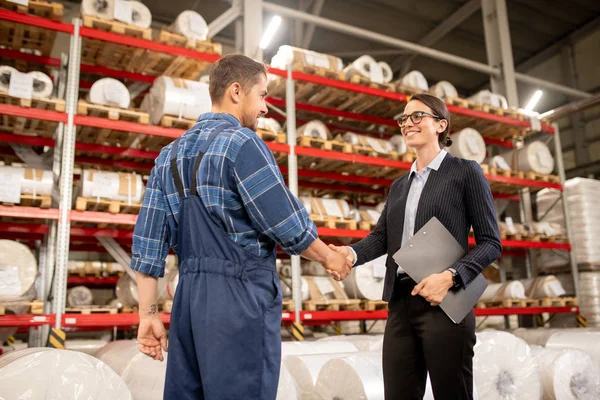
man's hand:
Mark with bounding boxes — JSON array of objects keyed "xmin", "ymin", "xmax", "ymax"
[
  {"xmin": 322, "ymin": 248, "xmax": 352, "ymax": 281},
  {"xmin": 411, "ymin": 271, "xmax": 454, "ymax": 306},
  {"xmin": 138, "ymin": 313, "xmax": 168, "ymax": 361},
  {"xmin": 328, "ymin": 244, "xmax": 355, "ymax": 266}
]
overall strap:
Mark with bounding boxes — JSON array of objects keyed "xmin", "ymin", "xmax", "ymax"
[
  {"xmin": 170, "ymin": 136, "xmax": 185, "ymax": 198},
  {"xmin": 190, "ymin": 123, "xmax": 229, "ymax": 196}
]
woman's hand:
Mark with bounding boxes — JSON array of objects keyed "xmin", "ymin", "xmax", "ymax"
[{"xmin": 411, "ymin": 271, "xmax": 454, "ymax": 306}]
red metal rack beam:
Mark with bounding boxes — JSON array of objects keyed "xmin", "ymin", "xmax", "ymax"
[
  {"xmin": 475, "ymin": 306, "xmax": 578, "ymax": 316},
  {"xmin": 283, "ymin": 167, "xmax": 393, "ymax": 187},
  {"xmin": 0, "ymin": 9, "xmax": 74, "ymax": 33},
  {"xmin": 61, "ymin": 313, "xmax": 170, "ymax": 328},
  {"xmin": 0, "ymin": 104, "xmax": 67, "ymax": 123},
  {"xmin": 74, "ymin": 115, "xmax": 183, "ymax": 137},
  {"xmin": 294, "ymin": 145, "xmax": 413, "ymax": 170},
  {"xmin": 67, "ymin": 276, "xmax": 120, "ymax": 286},
  {"xmin": 0, "ymin": 205, "xmax": 58, "ymax": 220},
  {"xmin": 485, "ymin": 174, "xmax": 563, "ymax": 191},
  {"xmin": 0, "ymin": 314, "xmax": 54, "ymax": 327},
  {"xmin": 70, "ymin": 210, "xmax": 137, "ymax": 225}
]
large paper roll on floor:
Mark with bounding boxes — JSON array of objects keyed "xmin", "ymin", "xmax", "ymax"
[
  {"xmin": 130, "ymin": 1, "xmax": 152, "ymax": 28},
  {"xmin": 315, "ymin": 353, "xmax": 384, "ymax": 400},
  {"xmin": 88, "ymin": 78, "xmax": 131, "ymax": 109},
  {"xmin": 171, "ymin": 11, "xmax": 209, "ymax": 41},
  {"xmin": 149, "ymin": 77, "xmax": 211, "ymax": 124},
  {"xmin": 96, "ymin": 340, "xmax": 166, "ymax": 400},
  {"xmin": 29, "ymin": 71, "xmax": 53, "ymax": 98},
  {"xmin": 297, "ymin": 120, "xmax": 330, "ymax": 140},
  {"xmin": 430, "ymin": 81, "xmax": 458, "ymax": 99},
  {"xmin": 81, "ymin": 169, "xmax": 145, "ymax": 202},
  {"xmin": 277, "ymin": 362, "xmax": 301, "ymax": 400},
  {"xmin": 512, "ymin": 328, "xmax": 600, "ymax": 347},
  {"xmin": 0, "ymin": 348, "xmax": 132, "ymax": 399},
  {"xmin": 480, "ymin": 281, "xmax": 527, "ymax": 302},
  {"xmin": 344, "ymin": 255, "xmax": 386, "ymax": 300},
  {"xmin": 67, "ymin": 285, "xmax": 94, "ymax": 307},
  {"xmin": 474, "ymin": 331, "xmax": 542, "ymax": 400},
  {"xmin": 281, "ymin": 341, "xmax": 358, "ymax": 357},
  {"xmin": 520, "ymin": 276, "xmax": 566, "ymax": 299},
  {"xmin": 500, "ymin": 141, "xmax": 555, "ymax": 174},
  {"xmin": 389, "ymin": 134, "xmax": 408, "ymax": 155},
  {"xmin": 448, "ymin": 128, "xmax": 486, "ymax": 164},
  {"xmin": 468, "ymin": 90, "xmax": 508, "ymax": 109},
  {"xmin": 546, "ymin": 331, "xmax": 600, "ymax": 368},
  {"xmin": 318, "ymin": 335, "xmax": 383, "ymax": 352},
  {"xmin": 0, "ymin": 65, "xmax": 17, "ymax": 91},
  {"xmin": 399, "ymin": 70, "xmax": 429, "ymax": 91},
  {"xmin": 341, "ymin": 132, "xmax": 394, "ymax": 154},
  {"xmin": 343, "ymin": 55, "xmax": 383, "ymax": 84},
  {"xmin": 0, "ymin": 240, "xmax": 37, "ymax": 302},
  {"xmin": 66, "ymin": 339, "xmax": 110, "ymax": 355},
  {"xmin": 530, "ymin": 345, "xmax": 600, "ymax": 400}
]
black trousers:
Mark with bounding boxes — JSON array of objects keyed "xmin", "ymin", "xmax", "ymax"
[{"xmin": 383, "ymin": 275, "xmax": 476, "ymax": 400}]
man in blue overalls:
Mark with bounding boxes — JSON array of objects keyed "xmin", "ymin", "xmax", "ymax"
[{"xmin": 131, "ymin": 54, "xmax": 351, "ymax": 399}]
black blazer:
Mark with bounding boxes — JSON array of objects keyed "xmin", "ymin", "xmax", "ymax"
[{"xmin": 351, "ymin": 153, "xmax": 502, "ymax": 302}]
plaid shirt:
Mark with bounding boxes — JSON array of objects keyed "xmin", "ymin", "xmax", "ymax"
[{"xmin": 131, "ymin": 113, "xmax": 317, "ymax": 278}]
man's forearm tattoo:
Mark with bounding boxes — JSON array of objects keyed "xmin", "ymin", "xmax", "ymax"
[{"xmin": 149, "ymin": 304, "xmax": 157, "ymax": 315}]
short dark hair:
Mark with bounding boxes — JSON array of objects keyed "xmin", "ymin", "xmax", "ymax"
[
  {"xmin": 407, "ymin": 93, "xmax": 452, "ymax": 147},
  {"xmin": 208, "ymin": 54, "xmax": 268, "ymax": 104}
]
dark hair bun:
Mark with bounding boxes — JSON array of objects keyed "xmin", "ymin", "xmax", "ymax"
[{"xmin": 444, "ymin": 136, "xmax": 453, "ymax": 147}]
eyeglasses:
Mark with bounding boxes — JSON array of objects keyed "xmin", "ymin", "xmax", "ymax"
[{"xmin": 396, "ymin": 111, "xmax": 441, "ymax": 128}]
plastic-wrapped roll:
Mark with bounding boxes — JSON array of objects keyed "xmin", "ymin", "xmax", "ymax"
[
  {"xmin": 281, "ymin": 341, "xmax": 358, "ymax": 357},
  {"xmin": 0, "ymin": 240, "xmax": 37, "ymax": 302},
  {"xmin": 315, "ymin": 353, "xmax": 384, "ymax": 400},
  {"xmin": 258, "ymin": 117, "xmax": 282, "ymax": 134},
  {"xmin": 343, "ymin": 55, "xmax": 383, "ymax": 84},
  {"xmin": 430, "ymin": 81, "xmax": 458, "ymax": 99},
  {"xmin": 271, "ymin": 45, "xmax": 344, "ymax": 73},
  {"xmin": 149, "ymin": 77, "xmax": 211, "ymax": 125},
  {"xmin": 344, "ymin": 255, "xmax": 386, "ymax": 300},
  {"xmin": 67, "ymin": 285, "xmax": 94, "ymax": 307},
  {"xmin": 81, "ymin": 0, "xmax": 114, "ymax": 19},
  {"xmin": 487, "ymin": 155, "xmax": 512, "ymax": 171},
  {"xmin": 341, "ymin": 132, "xmax": 394, "ymax": 154},
  {"xmin": 66, "ymin": 339, "xmax": 110, "ymax": 355},
  {"xmin": 0, "ymin": 65, "xmax": 17, "ymax": 91},
  {"xmin": 448, "ymin": 128, "xmax": 486, "ymax": 164},
  {"xmin": 480, "ymin": 281, "xmax": 526, "ymax": 302},
  {"xmin": 379, "ymin": 62, "xmax": 393, "ymax": 83},
  {"xmin": 88, "ymin": 78, "xmax": 131, "ymax": 109},
  {"xmin": 520, "ymin": 276, "xmax": 566, "ymax": 299},
  {"xmin": 0, "ymin": 166, "xmax": 53, "ymax": 197},
  {"xmin": 96, "ymin": 340, "xmax": 166, "ymax": 400},
  {"xmin": 171, "ymin": 11, "xmax": 209, "ymax": 41},
  {"xmin": 130, "ymin": 1, "xmax": 152, "ymax": 29},
  {"xmin": 474, "ymin": 331, "xmax": 542, "ymax": 400},
  {"xmin": 511, "ymin": 328, "xmax": 600, "ymax": 347},
  {"xmin": 277, "ymin": 362, "xmax": 301, "ymax": 400},
  {"xmin": 0, "ymin": 348, "xmax": 132, "ymax": 399},
  {"xmin": 546, "ymin": 331, "xmax": 600, "ymax": 368},
  {"xmin": 468, "ymin": 90, "xmax": 509, "ymax": 109},
  {"xmin": 81, "ymin": 170, "xmax": 145, "ymax": 203},
  {"xmin": 297, "ymin": 120, "xmax": 330, "ymax": 140},
  {"xmin": 399, "ymin": 70, "xmax": 428, "ymax": 91},
  {"xmin": 530, "ymin": 346, "xmax": 600, "ymax": 400},
  {"xmin": 140, "ymin": 93, "xmax": 152, "ymax": 113},
  {"xmin": 28, "ymin": 71, "xmax": 53, "ymax": 98},
  {"xmin": 389, "ymin": 134, "xmax": 408, "ymax": 155},
  {"xmin": 300, "ymin": 197, "xmax": 351, "ymax": 219},
  {"xmin": 500, "ymin": 141, "xmax": 555, "ymax": 174},
  {"xmin": 318, "ymin": 335, "xmax": 383, "ymax": 352}
]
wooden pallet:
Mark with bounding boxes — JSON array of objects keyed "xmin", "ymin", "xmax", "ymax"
[
  {"xmin": 257, "ymin": 128, "xmax": 286, "ymax": 143},
  {"xmin": 0, "ymin": 90, "xmax": 65, "ymax": 137},
  {"xmin": 539, "ymin": 297, "xmax": 578, "ymax": 307},
  {"xmin": 0, "ymin": 300, "xmax": 44, "ymax": 315},
  {"xmin": 525, "ymin": 171, "xmax": 561, "ymax": 184},
  {"xmin": 159, "ymin": 115, "xmax": 196, "ymax": 129},
  {"xmin": 1, "ymin": 193, "xmax": 52, "ymax": 208},
  {"xmin": 500, "ymin": 231, "xmax": 525, "ymax": 241},
  {"xmin": 81, "ymin": 15, "xmax": 151, "ymax": 39},
  {"xmin": 75, "ymin": 196, "xmax": 142, "ymax": 215},
  {"xmin": 352, "ymin": 144, "xmax": 399, "ymax": 160},
  {"xmin": 476, "ymin": 298, "xmax": 540, "ymax": 309},
  {"xmin": 65, "ymin": 306, "xmax": 118, "ymax": 314},
  {"xmin": 362, "ymin": 300, "xmax": 388, "ymax": 311},
  {"xmin": 156, "ymin": 29, "xmax": 222, "ymax": 54},
  {"xmin": 310, "ymin": 215, "xmax": 358, "ymax": 230},
  {"xmin": 0, "ymin": 0, "xmax": 62, "ymax": 55},
  {"xmin": 358, "ymin": 221, "xmax": 377, "ymax": 231},
  {"xmin": 295, "ymin": 63, "xmax": 345, "ymax": 80},
  {"xmin": 345, "ymin": 73, "xmax": 395, "ymax": 91},
  {"xmin": 0, "ymin": 90, "xmax": 65, "ymax": 111},
  {"xmin": 480, "ymin": 164, "xmax": 525, "ymax": 179},
  {"xmin": 77, "ymin": 100, "xmax": 149, "ymax": 124},
  {"xmin": 395, "ymin": 83, "xmax": 426, "ymax": 96},
  {"xmin": 445, "ymin": 96, "xmax": 526, "ymax": 121},
  {"xmin": 303, "ymin": 299, "xmax": 362, "ymax": 311},
  {"xmin": 539, "ymin": 235, "xmax": 569, "ymax": 243},
  {"xmin": 282, "ymin": 299, "xmax": 295, "ymax": 312},
  {"xmin": 302, "ymin": 276, "xmax": 361, "ymax": 311}
]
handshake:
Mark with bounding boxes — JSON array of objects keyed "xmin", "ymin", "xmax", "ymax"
[{"xmin": 322, "ymin": 245, "xmax": 355, "ymax": 281}]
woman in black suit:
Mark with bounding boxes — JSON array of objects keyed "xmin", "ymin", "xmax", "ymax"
[{"xmin": 331, "ymin": 93, "xmax": 502, "ymax": 400}]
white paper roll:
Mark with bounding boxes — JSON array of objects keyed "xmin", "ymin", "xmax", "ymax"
[
  {"xmin": 284, "ymin": 353, "xmax": 354, "ymax": 400},
  {"xmin": 316, "ymin": 353, "xmax": 384, "ymax": 400},
  {"xmin": 512, "ymin": 328, "xmax": 573, "ymax": 347},
  {"xmin": 343, "ymin": 55, "xmax": 383, "ymax": 84},
  {"xmin": 96, "ymin": 340, "xmax": 166, "ymax": 400},
  {"xmin": 297, "ymin": 120, "xmax": 330, "ymax": 140},
  {"xmin": 89, "ymin": 78, "xmax": 131, "ymax": 109},
  {"xmin": 81, "ymin": 169, "xmax": 145, "ymax": 203},
  {"xmin": 317, "ymin": 335, "xmax": 383, "ymax": 352},
  {"xmin": 81, "ymin": 0, "xmax": 114, "ymax": 20},
  {"xmin": 67, "ymin": 285, "xmax": 94, "ymax": 307},
  {"xmin": 341, "ymin": 132, "xmax": 394, "ymax": 154},
  {"xmin": 271, "ymin": 46, "xmax": 343, "ymax": 72},
  {"xmin": 448, "ymin": 128, "xmax": 486, "ymax": 164},
  {"xmin": 0, "ymin": 65, "xmax": 17, "ymax": 91},
  {"xmin": 500, "ymin": 141, "xmax": 555, "ymax": 174},
  {"xmin": 66, "ymin": 339, "xmax": 110, "ymax": 355},
  {"xmin": 344, "ymin": 255, "xmax": 386, "ymax": 300},
  {"xmin": 530, "ymin": 346, "xmax": 600, "ymax": 400},
  {"xmin": 0, "ymin": 348, "xmax": 132, "ymax": 399},
  {"xmin": 430, "ymin": 81, "xmax": 458, "ymax": 99},
  {"xmin": 258, "ymin": 117, "xmax": 282, "ymax": 134},
  {"xmin": 468, "ymin": 90, "xmax": 509, "ymax": 109},
  {"xmin": 149, "ymin": 77, "xmax": 211, "ymax": 125},
  {"xmin": 171, "ymin": 11, "xmax": 209, "ymax": 41},
  {"xmin": 389, "ymin": 134, "xmax": 408, "ymax": 155},
  {"xmin": 0, "ymin": 166, "xmax": 53, "ymax": 198},
  {"xmin": 545, "ymin": 331, "xmax": 600, "ymax": 368},
  {"xmin": 520, "ymin": 276, "xmax": 566, "ymax": 298},
  {"xmin": 130, "ymin": 1, "xmax": 152, "ymax": 29},
  {"xmin": 0, "ymin": 240, "xmax": 37, "ymax": 302},
  {"xmin": 378, "ymin": 62, "xmax": 393, "ymax": 83},
  {"xmin": 300, "ymin": 197, "xmax": 351, "ymax": 219},
  {"xmin": 474, "ymin": 331, "xmax": 542, "ymax": 400},
  {"xmin": 480, "ymin": 281, "xmax": 527, "ymax": 302},
  {"xmin": 488, "ymin": 155, "xmax": 512, "ymax": 171},
  {"xmin": 277, "ymin": 362, "xmax": 301, "ymax": 400},
  {"xmin": 400, "ymin": 70, "xmax": 429, "ymax": 91},
  {"xmin": 29, "ymin": 71, "xmax": 53, "ymax": 98},
  {"xmin": 281, "ymin": 341, "xmax": 358, "ymax": 357}
]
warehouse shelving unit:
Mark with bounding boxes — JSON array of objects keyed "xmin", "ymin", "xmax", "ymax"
[{"xmin": 0, "ymin": 5, "xmax": 579, "ymax": 333}]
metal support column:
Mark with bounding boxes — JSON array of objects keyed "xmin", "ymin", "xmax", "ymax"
[
  {"xmin": 519, "ymin": 188, "xmax": 535, "ymax": 278},
  {"xmin": 52, "ymin": 19, "xmax": 82, "ymax": 329},
  {"xmin": 243, "ymin": 0, "xmax": 263, "ymax": 61},
  {"xmin": 553, "ymin": 124, "xmax": 580, "ymax": 299},
  {"xmin": 235, "ymin": 19, "xmax": 243, "ymax": 53},
  {"xmin": 286, "ymin": 65, "xmax": 302, "ymax": 324},
  {"xmin": 481, "ymin": 0, "xmax": 519, "ymax": 106}
]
